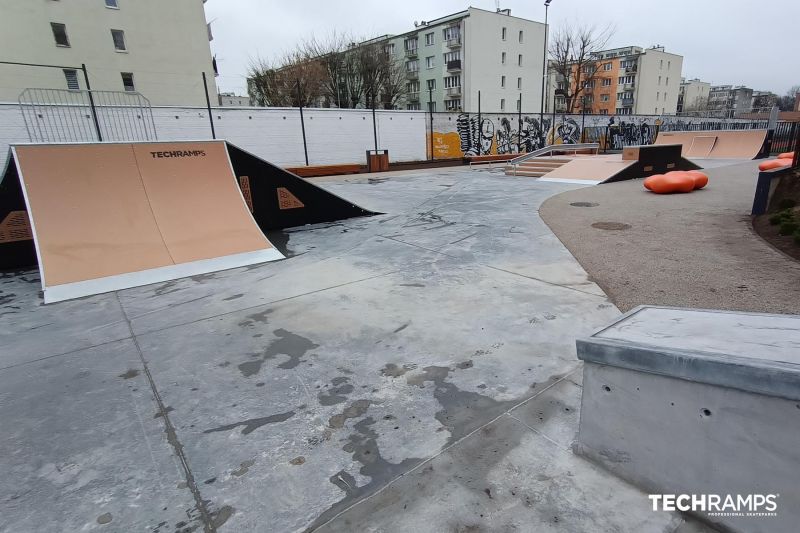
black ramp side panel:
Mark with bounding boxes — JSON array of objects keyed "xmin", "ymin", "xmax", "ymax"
[
  {"xmin": 0, "ymin": 152, "xmax": 37, "ymax": 270},
  {"xmin": 226, "ymin": 143, "xmax": 376, "ymax": 231}
]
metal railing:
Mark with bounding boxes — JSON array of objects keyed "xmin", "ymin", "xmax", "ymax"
[
  {"xmin": 18, "ymin": 87, "xmax": 157, "ymax": 143},
  {"xmin": 508, "ymin": 143, "xmax": 600, "ymax": 176}
]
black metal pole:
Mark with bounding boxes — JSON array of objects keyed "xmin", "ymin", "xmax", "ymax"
[
  {"xmin": 297, "ymin": 80, "xmax": 309, "ymax": 166},
  {"xmin": 372, "ymin": 101, "xmax": 378, "ymax": 152},
  {"xmin": 202, "ymin": 71, "xmax": 215, "ymax": 139},
  {"xmin": 477, "ymin": 90, "xmax": 481, "ymax": 156},
  {"xmin": 581, "ymin": 98, "xmax": 586, "ymax": 143},
  {"xmin": 518, "ymin": 93, "xmax": 522, "ymax": 153},
  {"xmin": 428, "ymin": 88, "xmax": 434, "ymax": 160},
  {"xmin": 551, "ymin": 92, "xmax": 556, "ymax": 144},
  {"xmin": 82, "ymin": 64, "xmax": 102, "ymax": 141},
  {"xmin": 539, "ymin": 2, "xmax": 549, "ymax": 127}
]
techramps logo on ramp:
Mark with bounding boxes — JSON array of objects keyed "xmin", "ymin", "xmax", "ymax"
[
  {"xmin": 149, "ymin": 149, "xmax": 207, "ymax": 158},
  {"xmin": 649, "ymin": 493, "xmax": 779, "ymax": 518}
]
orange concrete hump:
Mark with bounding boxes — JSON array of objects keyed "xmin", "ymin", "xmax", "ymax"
[
  {"xmin": 10, "ymin": 141, "xmax": 283, "ymax": 303},
  {"xmin": 654, "ymin": 130, "xmax": 767, "ymax": 159}
]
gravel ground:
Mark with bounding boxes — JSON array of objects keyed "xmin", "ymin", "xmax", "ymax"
[{"xmin": 540, "ymin": 159, "xmax": 800, "ymax": 314}]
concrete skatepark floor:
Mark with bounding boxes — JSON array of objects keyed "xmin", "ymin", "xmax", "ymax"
[
  {"xmin": 1, "ymin": 168, "xmax": 713, "ymax": 532},
  {"xmin": 541, "ymin": 159, "xmax": 800, "ymax": 314}
]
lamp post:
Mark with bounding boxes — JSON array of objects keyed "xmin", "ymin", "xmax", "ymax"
[{"xmin": 539, "ymin": 0, "xmax": 551, "ymax": 129}]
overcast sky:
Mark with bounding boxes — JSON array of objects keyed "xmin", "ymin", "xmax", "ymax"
[{"xmin": 205, "ymin": 0, "xmax": 799, "ymax": 97}]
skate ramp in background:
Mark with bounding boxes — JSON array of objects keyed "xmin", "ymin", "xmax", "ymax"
[
  {"xmin": 5, "ymin": 141, "xmax": 283, "ymax": 303},
  {"xmin": 653, "ymin": 129, "xmax": 767, "ymax": 159}
]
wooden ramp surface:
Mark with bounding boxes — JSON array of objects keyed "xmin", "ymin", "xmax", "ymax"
[
  {"xmin": 12, "ymin": 141, "xmax": 283, "ymax": 303},
  {"xmin": 654, "ymin": 130, "xmax": 766, "ymax": 159}
]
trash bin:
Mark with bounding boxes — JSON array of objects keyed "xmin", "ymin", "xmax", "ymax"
[{"xmin": 366, "ymin": 150, "xmax": 389, "ymax": 172}]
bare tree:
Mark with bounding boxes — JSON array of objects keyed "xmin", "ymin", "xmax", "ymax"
[
  {"xmin": 549, "ymin": 24, "xmax": 614, "ymax": 114},
  {"xmin": 777, "ymin": 85, "xmax": 800, "ymax": 111},
  {"xmin": 247, "ymin": 51, "xmax": 324, "ymax": 107}
]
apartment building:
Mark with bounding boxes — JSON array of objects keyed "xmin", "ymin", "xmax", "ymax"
[
  {"xmin": 707, "ymin": 85, "xmax": 753, "ymax": 118},
  {"xmin": 549, "ymin": 45, "xmax": 683, "ymax": 116},
  {"xmin": 386, "ymin": 7, "xmax": 546, "ymax": 112},
  {"xmin": 677, "ymin": 78, "xmax": 711, "ymax": 113},
  {"xmin": 0, "ymin": 0, "xmax": 217, "ymax": 105}
]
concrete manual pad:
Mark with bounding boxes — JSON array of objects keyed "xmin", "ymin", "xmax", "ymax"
[{"xmin": 0, "ymin": 168, "xmax": 703, "ymax": 531}]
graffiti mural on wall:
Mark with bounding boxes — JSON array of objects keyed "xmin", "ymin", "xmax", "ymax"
[{"xmin": 431, "ymin": 112, "xmax": 768, "ymax": 158}]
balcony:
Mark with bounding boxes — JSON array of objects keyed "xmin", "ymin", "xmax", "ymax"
[
  {"xmin": 405, "ymin": 47, "xmax": 418, "ymax": 58},
  {"xmin": 446, "ymin": 86, "xmax": 462, "ymax": 97},
  {"xmin": 406, "ymin": 70, "xmax": 419, "ymax": 79},
  {"xmin": 446, "ymin": 37, "xmax": 462, "ymax": 48},
  {"xmin": 623, "ymin": 82, "xmax": 635, "ymax": 90},
  {"xmin": 625, "ymin": 65, "xmax": 637, "ymax": 73},
  {"xmin": 407, "ymin": 92, "xmax": 420, "ymax": 102},
  {"xmin": 446, "ymin": 60, "xmax": 462, "ymax": 72},
  {"xmin": 621, "ymin": 98, "xmax": 634, "ymax": 107}
]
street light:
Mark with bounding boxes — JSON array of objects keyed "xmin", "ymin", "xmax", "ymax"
[{"xmin": 539, "ymin": 0, "xmax": 551, "ymax": 131}]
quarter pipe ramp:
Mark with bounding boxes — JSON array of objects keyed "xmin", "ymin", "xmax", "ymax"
[
  {"xmin": 1, "ymin": 140, "xmax": 374, "ymax": 303},
  {"xmin": 653, "ymin": 129, "xmax": 767, "ymax": 160}
]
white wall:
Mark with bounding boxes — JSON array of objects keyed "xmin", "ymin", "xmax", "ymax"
[
  {"xmin": 635, "ymin": 49, "xmax": 683, "ymax": 115},
  {"xmin": 0, "ymin": 104, "xmax": 428, "ymax": 171},
  {"xmin": 0, "ymin": 0, "xmax": 216, "ymax": 106},
  {"xmin": 464, "ymin": 8, "xmax": 546, "ymax": 113}
]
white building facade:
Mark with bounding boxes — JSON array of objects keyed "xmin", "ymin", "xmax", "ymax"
[
  {"xmin": 387, "ymin": 7, "xmax": 546, "ymax": 113},
  {"xmin": 0, "ymin": 0, "xmax": 217, "ymax": 106}
]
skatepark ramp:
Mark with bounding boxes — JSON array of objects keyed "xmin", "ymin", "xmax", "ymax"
[
  {"xmin": 0, "ymin": 140, "xmax": 373, "ymax": 303},
  {"xmin": 653, "ymin": 129, "xmax": 767, "ymax": 159}
]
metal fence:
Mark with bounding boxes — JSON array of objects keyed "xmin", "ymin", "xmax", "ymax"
[{"xmin": 19, "ymin": 88, "xmax": 157, "ymax": 143}]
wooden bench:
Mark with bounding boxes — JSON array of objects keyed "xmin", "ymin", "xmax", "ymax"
[{"xmin": 285, "ymin": 164, "xmax": 362, "ymax": 178}]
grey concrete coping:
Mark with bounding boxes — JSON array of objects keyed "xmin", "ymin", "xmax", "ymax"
[{"xmin": 576, "ymin": 305, "xmax": 800, "ymax": 401}]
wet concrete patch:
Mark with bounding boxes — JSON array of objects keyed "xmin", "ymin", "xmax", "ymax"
[
  {"xmin": 203, "ymin": 410, "xmax": 295, "ymax": 435},
  {"xmin": 318, "ymin": 377, "xmax": 355, "ymax": 406},
  {"xmin": 329, "ymin": 400, "xmax": 372, "ymax": 429},
  {"xmin": 238, "ymin": 328, "xmax": 320, "ymax": 376}
]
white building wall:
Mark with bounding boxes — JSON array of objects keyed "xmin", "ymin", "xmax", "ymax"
[
  {"xmin": 681, "ymin": 80, "xmax": 710, "ymax": 111},
  {"xmin": 0, "ymin": 0, "xmax": 216, "ymax": 106},
  {"xmin": 464, "ymin": 8, "xmax": 546, "ymax": 113},
  {"xmin": 0, "ymin": 104, "xmax": 428, "ymax": 170},
  {"xmin": 634, "ymin": 49, "xmax": 683, "ymax": 115}
]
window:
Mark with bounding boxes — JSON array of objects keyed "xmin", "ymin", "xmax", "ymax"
[
  {"xmin": 444, "ymin": 75, "xmax": 460, "ymax": 88},
  {"xmin": 517, "ymin": 77, "xmax": 522, "ymax": 89},
  {"xmin": 600, "ymin": 94, "xmax": 609, "ymax": 102},
  {"xmin": 444, "ymin": 50, "xmax": 460, "ymax": 63},
  {"xmin": 668, "ymin": 61, "xmax": 671, "ymax": 69},
  {"xmin": 584, "ymin": 80, "xmax": 595, "ymax": 89},
  {"xmin": 425, "ymin": 56, "xmax": 435, "ymax": 69},
  {"xmin": 407, "ymin": 81, "xmax": 420, "ymax": 93},
  {"xmin": 406, "ymin": 103, "xmax": 421, "ymax": 110},
  {"xmin": 428, "ymin": 101, "xmax": 436, "ymax": 112},
  {"xmin": 443, "ymin": 26, "xmax": 460, "ymax": 42},
  {"xmin": 111, "ymin": 29, "xmax": 126, "ymax": 51},
  {"xmin": 664, "ymin": 92, "xmax": 667, "ymax": 100},
  {"xmin": 425, "ymin": 32, "xmax": 434, "ymax": 46},
  {"xmin": 658, "ymin": 75, "xmax": 661, "ymax": 85},
  {"xmin": 656, "ymin": 92, "xmax": 660, "ymax": 101},
  {"xmin": 602, "ymin": 78, "xmax": 611, "ymax": 86},
  {"xmin": 406, "ymin": 60, "xmax": 419, "ymax": 72},
  {"xmin": 660, "ymin": 59, "xmax": 663, "ymax": 69},
  {"xmin": 105, "ymin": 0, "xmax": 118, "ymax": 7},
  {"xmin": 501, "ymin": 52, "xmax": 506, "ymax": 64},
  {"xmin": 655, "ymin": 107, "xmax": 658, "ymax": 114},
  {"xmin": 516, "ymin": 99, "xmax": 521, "ymax": 111},
  {"xmin": 603, "ymin": 63, "xmax": 612, "ymax": 71},
  {"xmin": 51, "ymin": 23, "xmax": 70, "ymax": 47},
  {"xmin": 501, "ymin": 75, "xmax": 506, "ymax": 88},
  {"xmin": 384, "ymin": 43, "xmax": 395, "ymax": 55},
  {"xmin": 63, "ymin": 69, "xmax": 79, "ymax": 90},
  {"xmin": 600, "ymin": 109, "xmax": 608, "ymax": 115},
  {"xmin": 426, "ymin": 79, "xmax": 436, "ymax": 90},
  {"xmin": 518, "ymin": 54, "xmax": 522, "ymax": 66},
  {"xmin": 445, "ymin": 99, "xmax": 461, "ymax": 111},
  {"xmin": 405, "ymin": 38, "xmax": 418, "ymax": 52},
  {"xmin": 501, "ymin": 27, "xmax": 507, "ymax": 40},
  {"xmin": 665, "ymin": 77, "xmax": 669, "ymax": 86},
  {"xmin": 500, "ymin": 98, "xmax": 505, "ymax": 111},
  {"xmin": 121, "ymin": 72, "xmax": 135, "ymax": 92},
  {"xmin": 519, "ymin": 30, "xmax": 523, "ymax": 43}
]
